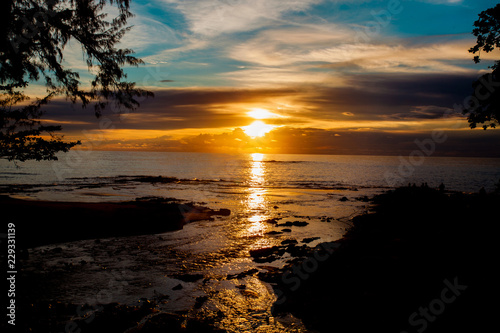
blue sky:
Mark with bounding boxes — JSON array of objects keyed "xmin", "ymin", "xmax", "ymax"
[
  {"xmin": 117, "ymin": 0, "xmax": 497, "ymax": 87},
  {"xmin": 45, "ymin": 0, "xmax": 500, "ymax": 156}
]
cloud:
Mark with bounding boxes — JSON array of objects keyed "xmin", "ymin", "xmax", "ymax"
[
  {"xmin": 228, "ymin": 26, "xmax": 353, "ymax": 66},
  {"xmin": 228, "ymin": 31, "xmax": 479, "ymax": 74},
  {"xmin": 160, "ymin": 0, "xmax": 321, "ymax": 37},
  {"xmin": 40, "ymin": 87, "xmax": 301, "ymax": 134},
  {"xmin": 96, "ymin": 126, "xmax": 500, "ymax": 157},
  {"xmin": 119, "ymin": 14, "xmax": 182, "ymax": 53},
  {"xmin": 381, "ymin": 105, "xmax": 462, "ymax": 120},
  {"xmin": 36, "ymin": 75, "xmax": 500, "ymax": 157},
  {"xmin": 40, "ymin": 72, "xmax": 479, "ymax": 139}
]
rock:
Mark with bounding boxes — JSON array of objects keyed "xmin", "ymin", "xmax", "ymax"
[
  {"xmin": 266, "ymin": 230, "xmax": 282, "ymax": 235},
  {"xmin": 254, "ymin": 255, "xmax": 279, "ymax": 263},
  {"xmin": 172, "ymin": 273, "xmax": 204, "ymax": 282},
  {"xmin": 339, "ymin": 196, "xmax": 349, "ymax": 202},
  {"xmin": 215, "ymin": 208, "xmax": 231, "ymax": 216},
  {"xmin": 281, "ymin": 239, "xmax": 298, "ymax": 245},
  {"xmin": 172, "ymin": 284, "xmax": 183, "ymax": 290},
  {"xmin": 194, "ymin": 296, "xmax": 208, "ymax": 309},
  {"xmin": 227, "ymin": 268, "xmax": 259, "ymax": 280},
  {"xmin": 292, "ymin": 221, "xmax": 309, "ymax": 227},
  {"xmin": 236, "ymin": 284, "xmax": 246, "ymax": 290},
  {"xmin": 302, "ymin": 237, "xmax": 320, "ymax": 244},
  {"xmin": 281, "ymin": 228, "xmax": 292, "ymax": 232},
  {"xmin": 249, "ymin": 247, "xmax": 275, "ymax": 258},
  {"xmin": 286, "ymin": 244, "xmax": 311, "ymax": 257}
]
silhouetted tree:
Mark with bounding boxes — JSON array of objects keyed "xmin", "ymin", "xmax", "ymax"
[
  {"xmin": 468, "ymin": 4, "xmax": 500, "ymax": 130},
  {"xmin": 0, "ymin": 0, "xmax": 153, "ymax": 161}
]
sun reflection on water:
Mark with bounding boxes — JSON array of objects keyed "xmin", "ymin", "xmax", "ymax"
[{"xmin": 242, "ymin": 153, "xmax": 271, "ymax": 239}]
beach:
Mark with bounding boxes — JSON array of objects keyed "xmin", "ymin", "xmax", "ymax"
[
  {"xmin": 1, "ymin": 153, "xmax": 499, "ymax": 332},
  {"xmin": 4, "ymin": 0, "xmax": 500, "ymax": 331},
  {"xmin": 2, "ymin": 184, "xmax": 499, "ymax": 332}
]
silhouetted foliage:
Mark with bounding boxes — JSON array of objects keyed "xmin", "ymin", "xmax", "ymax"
[
  {"xmin": 0, "ymin": 0, "xmax": 153, "ymax": 161},
  {"xmin": 467, "ymin": 4, "xmax": 500, "ymax": 130}
]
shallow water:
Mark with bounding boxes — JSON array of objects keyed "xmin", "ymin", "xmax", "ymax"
[
  {"xmin": 19, "ymin": 181, "xmax": 372, "ymax": 331},
  {"xmin": 5, "ymin": 152, "xmax": 499, "ymax": 331}
]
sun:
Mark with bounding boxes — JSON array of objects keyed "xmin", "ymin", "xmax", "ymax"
[
  {"xmin": 243, "ymin": 120, "xmax": 274, "ymax": 138},
  {"xmin": 247, "ymin": 108, "xmax": 277, "ymax": 120}
]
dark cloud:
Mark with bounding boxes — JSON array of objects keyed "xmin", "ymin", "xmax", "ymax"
[
  {"xmin": 294, "ymin": 73, "xmax": 479, "ymax": 121},
  {"xmin": 37, "ymin": 73, "xmax": 500, "ymax": 156},
  {"xmin": 41, "ymin": 88, "xmax": 298, "ymax": 132},
  {"xmin": 381, "ymin": 106, "xmax": 462, "ymax": 120},
  {"xmin": 42, "ymin": 73, "xmax": 478, "ymax": 132}
]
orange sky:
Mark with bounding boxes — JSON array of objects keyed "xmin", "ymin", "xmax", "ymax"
[{"xmin": 32, "ymin": 0, "xmax": 500, "ymax": 157}]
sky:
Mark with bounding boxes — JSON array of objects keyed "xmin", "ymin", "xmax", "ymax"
[{"xmin": 40, "ymin": 0, "xmax": 500, "ymax": 156}]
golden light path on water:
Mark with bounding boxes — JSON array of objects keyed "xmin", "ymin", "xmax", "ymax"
[
  {"xmin": 204, "ymin": 153, "xmax": 306, "ymax": 332},
  {"xmin": 244, "ymin": 153, "xmax": 270, "ymax": 239}
]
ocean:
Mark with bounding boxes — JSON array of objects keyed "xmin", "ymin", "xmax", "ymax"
[
  {"xmin": 1, "ymin": 151, "xmax": 499, "ymax": 201},
  {"xmin": 2, "ymin": 152, "xmax": 499, "ymax": 332}
]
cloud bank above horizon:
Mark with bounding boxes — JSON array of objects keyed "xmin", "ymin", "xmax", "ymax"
[{"xmin": 40, "ymin": 0, "xmax": 500, "ymax": 156}]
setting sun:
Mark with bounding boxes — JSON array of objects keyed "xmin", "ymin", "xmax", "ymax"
[{"xmin": 243, "ymin": 120, "xmax": 275, "ymax": 138}]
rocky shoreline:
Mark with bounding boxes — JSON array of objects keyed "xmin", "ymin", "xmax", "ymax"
[
  {"xmin": 266, "ymin": 185, "xmax": 499, "ymax": 332},
  {"xmin": 4, "ymin": 185, "xmax": 499, "ymax": 332},
  {"xmin": 1, "ymin": 195, "xmax": 230, "ymax": 248}
]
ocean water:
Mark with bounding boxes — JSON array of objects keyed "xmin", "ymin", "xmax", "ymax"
[
  {"xmin": 2, "ymin": 152, "xmax": 499, "ymax": 332},
  {"xmin": 1, "ymin": 151, "xmax": 499, "ymax": 201}
]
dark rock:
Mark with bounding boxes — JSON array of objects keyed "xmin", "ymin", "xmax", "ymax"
[
  {"xmin": 249, "ymin": 247, "xmax": 275, "ymax": 258},
  {"xmin": 194, "ymin": 296, "xmax": 208, "ymax": 309},
  {"xmin": 281, "ymin": 239, "xmax": 298, "ymax": 245},
  {"xmin": 214, "ymin": 208, "xmax": 231, "ymax": 216},
  {"xmin": 254, "ymin": 255, "xmax": 279, "ymax": 263},
  {"xmin": 227, "ymin": 268, "xmax": 259, "ymax": 280},
  {"xmin": 271, "ymin": 186, "xmax": 500, "ymax": 333},
  {"xmin": 172, "ymin": 273, "xmax": 204, "ymax": 282},
  {"xmin": 264, "ymin": 218, "xmax": 280, "ymax": 224},
  {"xmin": 302, "ymin": 237, "xmax": 320, "ymax": 244},
  {"xmin": 276, "ymin": 221, "xmax": 293, "ymax": 227},
  {"xmin": 292, "ymin": 221, "xmax": 309, "ymax": 227},
  {"xmin": 339, "ymin": 196, "xmax": 349, "ymax": 202},
  {"xmin": 172, "ymin": 284, "xmax": 183, "ymax": 290},
  {"xmin": 281, "ymin": 228, "xmax": 292, "ymax": 232}
]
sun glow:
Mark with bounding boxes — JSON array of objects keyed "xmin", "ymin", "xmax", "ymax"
[
  {"xmin": 243, "ymin": 121, "xmax": 275, "ymax": 138},
  {"xmin": 247, "ymin": 108, "xmax": 277, "ymax": 119}
]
